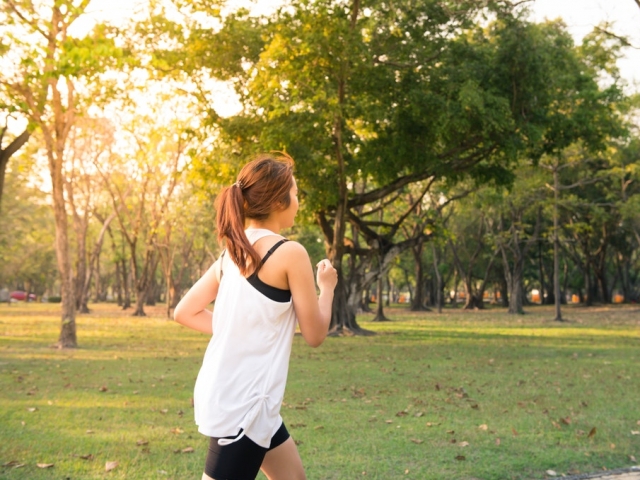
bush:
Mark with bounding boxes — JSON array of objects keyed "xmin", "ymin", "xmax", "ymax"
[{"xmin": 47, "ymin": 296, "xmax": 62, "ymax": 303}]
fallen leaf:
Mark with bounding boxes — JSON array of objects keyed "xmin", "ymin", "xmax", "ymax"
[
  {"xmin": 435, "ymin": 383, "xmax": 441, "ymax": 391},
  {"xmin": 385, "ymin": 420, "xmax": 393, "ymax": 424},
  {"xmin": 447, "ymin": 430, "xmax": 455, "ymax": 435},
  {"xmin": 588, "ymin": 427, "xmax": 597, "ymax": 438},
  {"xmin": 314, "ymin": 425, "xmax": 324, "ymax": 430},
  {"xmin": 170, "ymin": 427, "xmax": 184, "ymax": 434},
  {"xmin": 455, "ymin": 455, "xmax": 466, "ymax": 461},
  {"xmin": 181, "ymin": 447, "xmax": 194, "ymax": 454},
  {"xmin": 26, "ymin": 407, "xmax": 38, "ymax": 412},
  {"xmin": 414, "ymin": 412, "xmax": 424, "ymax": 418},
  {"xmin": 410, "ymin": 438, "xmax": 423, "ymax": 444},
  {"xmin": 495, "ymin": 438, "xmax": 501, "ymax": 446},
  {"xmin": 629, "ymin": 455, "xmax": 637, "ymax": 462},
  {"xmin": 79, "ymin": 454, "xmax": 93, "ymax": 460},
  {"xmin": 136, "ymin": 440, "xmax": 149, "ymax": 446},
  {"xmin": 610, "ymin": 443, "xmax": 616, "ymax": 449},
  {"xmin": 86, "ymin": 429, "xmax": 94, "ymax": 434},
  {"xmin": 560, "ymin": 417, "xmax": 571, "ymax": 425},
  {"xmin": 405, "ymin": 469, "xmax": 409, "ymax": 474},
  {"xmin": 105, "ymin": 461, "xmax": 118, "ymax": 472},
  {"xmin": 99, "ymin": 386, "xmax": 108, "ymax": 392},
  {"xmin": 512, "ymin": 428, "xmax": 518, "ymax": 436},
  {"xmin": 458, "ymin": 441, "xmax": 470, "ymax": 447},
  {"xmin": 396, "ymin": 411, "xmax": 408, "ymax": 417},
  {"xmin": 37, "ymin": 463, "xmax": 54, "ymax": 469},
  {"xmin": 160, "ymin": 409, "xmax": 168, "ymax": 414},
  {"xmin": 546, "ymin": 470, "xmax": 557, "ymax": 476},
  {"xmin": 478, "ymin": 424, "xmax": 488, "ymax": 431},
  {"xmin": 631, "ymin": 430, "xmax": 640, "ymax": 435},
  {"xmin": 2, "ymin": 461, "xmax": 20, "ymax": 467}
]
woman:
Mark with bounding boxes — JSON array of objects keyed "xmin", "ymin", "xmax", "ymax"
[{"xmin": 174, "ymin": 153, "xmax": 337, "ymax": 480}]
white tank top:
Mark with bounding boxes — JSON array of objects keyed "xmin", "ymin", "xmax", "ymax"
[{"xmin": 193, "ymin": 228, "xmax": 297, "ymax": 448}]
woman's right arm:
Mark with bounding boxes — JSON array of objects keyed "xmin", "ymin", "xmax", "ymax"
[
  {"xmin": 173, "ymin": 257, "xmax": 223, "ymax": 335},
  {"xmin": 285, "ymin": 242, "xmax": 337, "ymax": 347}
]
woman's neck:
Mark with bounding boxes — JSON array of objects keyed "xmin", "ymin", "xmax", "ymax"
[{"xmin": 246, "ymin": 220, "xmax": 281, "ymax": 234}]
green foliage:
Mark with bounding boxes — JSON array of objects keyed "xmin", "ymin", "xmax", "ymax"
[{"xmin": 0, "ymin": 148, "xmax": 57, "ymax": 294}]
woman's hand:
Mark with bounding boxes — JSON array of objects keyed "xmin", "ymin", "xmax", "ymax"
[{"xmin": 316, "ymin": 259, "xmax": 338, "ymax": 293}]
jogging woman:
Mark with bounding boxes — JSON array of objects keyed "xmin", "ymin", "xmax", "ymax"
[{"xmin": 174, "ymin": 153, "xmax": 337, "ymax": 480}]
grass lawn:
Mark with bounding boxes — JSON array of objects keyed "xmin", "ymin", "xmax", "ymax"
[{"xmin": 0, "ymin": 302, "xmax": 639, "ymax": 479}]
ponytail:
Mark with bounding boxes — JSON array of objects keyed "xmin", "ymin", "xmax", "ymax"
[
  {"xmin": 216, "ymin": 184, "xmax": 262, "ymax": 276},
  {"xmin": 216, "ymin": 153, "xmax": 295, "ymax": 277}
]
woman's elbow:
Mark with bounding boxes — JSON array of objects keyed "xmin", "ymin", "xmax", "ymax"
[
  {"xmin": 303, "ymin": 331, "xmax": 327, "ymax": 348},
  {"xmin": 173, "ymin": 302, "xmax": 186, "ymax": 325}
]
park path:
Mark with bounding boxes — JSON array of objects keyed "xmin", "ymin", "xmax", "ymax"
[{"xmin": 557, "ymin": 468, "xmax": 640, "ymax": 480}]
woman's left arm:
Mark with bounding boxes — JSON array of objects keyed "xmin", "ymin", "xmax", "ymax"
[{"xmin": 173, "ymin": 257, "xmax": 222, "ymax": 335}]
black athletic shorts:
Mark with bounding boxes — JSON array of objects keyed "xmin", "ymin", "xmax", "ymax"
[{"xmin": 204, "ymin": 422, "xmax": 290, "ymax": 480}]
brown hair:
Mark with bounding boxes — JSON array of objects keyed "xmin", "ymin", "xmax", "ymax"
[{"xmin": 216, "ymin": 152, "xmax": 295, "ymax": 276}]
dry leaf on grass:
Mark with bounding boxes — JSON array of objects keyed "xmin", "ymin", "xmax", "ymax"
[
  {"xmin": 588, "ymin": 427, "xmax": 597, "ymax": 438},
  {"xmin": 136, "ymin": 440, "xmax": 149, "ymax": 446},
  {"xmin": 455, "ymin": 455, "xmax": 466, "ymax": 461},
  {"xmin": 105, "ymin": 461, "xmax": 118, "ymax": 472},
  {"xmin": 546, "ymin": 470, "xmax": 557, "ymax": 476},
  {"xmin": 478, "ymin": 424, "xmax": 488, "ymax": 431},
  {"xmin": 36, "ymin": 463, "xmax": 54, "ymax": 469},
  {"xmin": 410, "ymin": 438, "xmax": 423, "ymax": 444},
  {"xmin": 458, "ymin": 441, "xmax": 470, "ymax": 447},
  {"xmin": 79, "ymin": 454, "xmax": 93, "ymax": 460}
]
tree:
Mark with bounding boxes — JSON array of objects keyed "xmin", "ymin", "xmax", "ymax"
[
  {"xmin": 173, "ymin": 1, "xmax": 575, "ymax": 332},
  {"xmin": 99, "ymin": 110, "xmax": 190, "ymax": 316},
  {"xmin": 1, "ymin": 0, "xmax": 125, "ymax": 347}
]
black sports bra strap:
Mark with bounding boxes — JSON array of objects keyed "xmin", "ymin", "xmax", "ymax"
[{"xmin": 260, "ymin": 239, "xmax": 288, "ymax": 265}]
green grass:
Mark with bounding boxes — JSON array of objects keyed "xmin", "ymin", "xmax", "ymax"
[{"xmin": 1, "ymin": 302, "xmax": 639, "ymax": 479}]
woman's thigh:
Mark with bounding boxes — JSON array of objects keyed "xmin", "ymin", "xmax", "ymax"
[{"xmin": 260, "ymin": 437, "xmax": 306, "ymax": 480}]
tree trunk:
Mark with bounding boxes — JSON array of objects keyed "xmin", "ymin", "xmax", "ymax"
[
  {"xmin": 432, "ymin": 244, "xmax": 443, "ymax": 313},
  {"xmin": 372, "ymin": 273, "xmax": 390, "ymax": 322},
  {"xmin": 50, "ymin": 152, "xmax": 77, "ymax": 347},
  {"xmin": 552, "ymin": 168, "xmax": 564, "ymax": 322},
  {"xmin": 121, "ymin": 256, "xmax": 131, "ymax": 309},
  {"xmin": 410, "ymin": 242, "xmax": 428, "ymax": 311},
  {"xmin": 538, "ymin": 240, "xmax": 546, "ymax": 305},
  {"xmin": 507, "ymin": 261, "xmax": 525, "ymax": 314},
  {"xmin": 584, "ymin": 260, "xmax": 593, "ymax": 306}
]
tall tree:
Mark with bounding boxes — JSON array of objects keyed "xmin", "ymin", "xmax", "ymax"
[{"xmin": 1, "ymin": 0, "xmax": 124, "ymax": 347}]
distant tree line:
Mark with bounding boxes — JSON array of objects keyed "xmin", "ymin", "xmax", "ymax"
[{"xmin": 0, "ymin": 0, "xmax": 638, "ymax": 346}]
